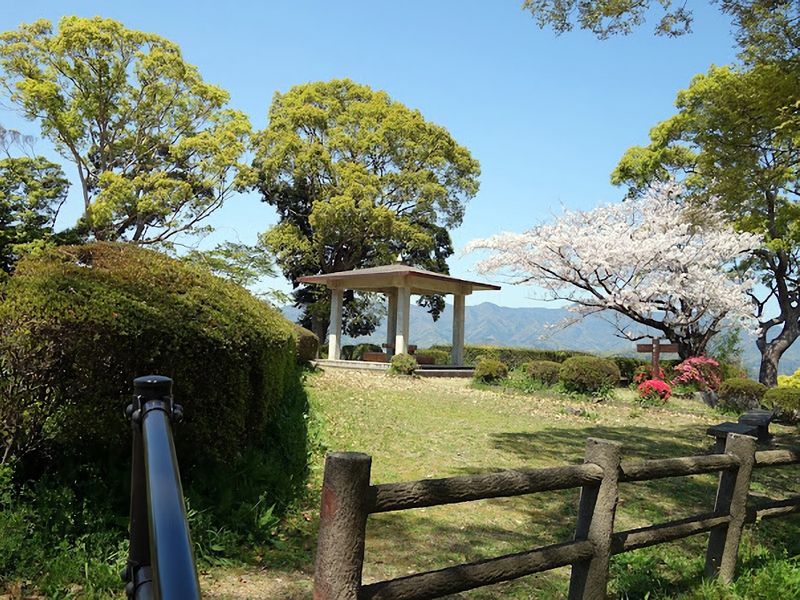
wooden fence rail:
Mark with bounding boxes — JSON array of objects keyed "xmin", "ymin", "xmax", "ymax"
[{"xmin": 313, "ymin": 434, "xmax": 800, "ymax": 600}]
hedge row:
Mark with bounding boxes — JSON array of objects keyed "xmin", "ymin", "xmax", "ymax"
[
  {"xmin": 0, "ymin": 243, "xmax": 299, "ymax": 470},
  {"xmin": 426, "ymin": 345, "xmax": 591, "ymax": 369}
]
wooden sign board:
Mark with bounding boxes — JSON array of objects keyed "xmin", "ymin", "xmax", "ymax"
[
  {"xmin": 637, "ymin": 343, "xmax": 679, "ymax": 354},
  {"xmin": 636, "ymin": 338, "xmax": 679, "ymax": 380}
]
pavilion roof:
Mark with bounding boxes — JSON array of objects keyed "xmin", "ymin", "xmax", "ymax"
[{"xmin": 297, "ymin": 263, "xmax": 500, "ymax": 296}]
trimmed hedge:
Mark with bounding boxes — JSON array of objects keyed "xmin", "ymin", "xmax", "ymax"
[
  {"xmin": 418, "ymin": 348, "xmax": 450, "ymax": 365},
  {"xmin": 0, "ymin": 243, "xmax": 298, "ymax": 469},
  {"xmin": 428, "ymin": 345, "xmax": 588, "ymax": 370},
  {"xmin": 559, "ymin": 356, "xmax": 620, "ymax": 394},
  {"xmin": 389, "ymin": 353, "xmax": 418, "ymax": 375},
  {"xmin": 717, "ymin": 378, "xmax": 767, "ymax": 413},
  {"xmin": 294, "ymin": 324, "xmax": 319, "ymax": 362},
  {"xmin": 474, "ymin": 359, "xmax": 509, "ymax": 383},
  {"xmin": 525, "ymin": 360, "xmax": 561, "ymax": 386},
  {"xmin": 764, "ymin": 387, "xmax": 800, "ymax": 424}
]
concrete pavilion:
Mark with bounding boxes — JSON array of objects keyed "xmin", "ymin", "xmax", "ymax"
[{"xmin": 298, "ymin": 262, "xmax": 500, "ymax": 365}]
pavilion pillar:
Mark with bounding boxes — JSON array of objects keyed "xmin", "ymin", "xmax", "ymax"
[
  {"xmin": 452, "ymin": 294, "xmax": 466, "ymax": 365},
  {"xmin": 328, "ymin": 288, "xmax": 344, "ymax": 360},
  {"xmin": 395, "ymin": 287, "xmax": 411, "ymax": 355},
  {"xmin": 386, "ymin": 291, "xmax": 398, "ymax": 358}
]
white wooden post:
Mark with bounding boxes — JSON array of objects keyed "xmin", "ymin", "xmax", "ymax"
[
  {"xmin": 452, "ymin": 294, "xmax": 466, "ymax": 365},
  {"xmin": 386, "ymin": 291, "xmax": 398, "ymax": 358},
  {"xmin": 328, "ymin": 288, "xmax": 344, "ymax": 360},
  {"xmin": 395, "ymin": 287, "xmax": 410, "ymax": 355}
]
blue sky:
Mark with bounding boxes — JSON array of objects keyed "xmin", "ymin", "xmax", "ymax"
[{"xmin": 1, "ymin": 1, "xmax": 740, "ymax": 307}]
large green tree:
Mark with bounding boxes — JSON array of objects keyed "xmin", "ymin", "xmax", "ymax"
[
  {"xmin": 252, "ymin": 79, "xmax": 480, "ymax": 340},
  {"xmin": 0, "ymin": 16, "xmax": 251, "ymax": 245},
  {"xmin": 0, "ymin": 126, "xmax": 70, "ymax": 275},
  {"xmin": 611, "ymin": 61, "xmax": 800, "ymax": 386},
  {"xmin": 520, "ymin": 0, "xmax": 790, "ymax": 39}
]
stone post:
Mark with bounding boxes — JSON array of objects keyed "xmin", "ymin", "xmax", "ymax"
[
  {"xmin": 569, "ymin": 438, "xmax": 623, "ymax": 600},
  {"xmin": 705, "ymin": 433, "xmax": 757, "ymax": 583},
  {"xmin": 313, "ymin": 452, "xmax": 372, "ymax": 599}
]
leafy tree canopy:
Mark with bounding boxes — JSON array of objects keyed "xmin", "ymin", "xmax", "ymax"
[
  {"xmin": 252, "ymin": 78, "xmax": 480, "ymax": 338},
  {"xmin": 0, "ymin": 125, "xmax": 69, "ymax": 274},
  {"xmin": 611, "ymin": 60, "xmax": 800, "ymax": 385},
  {"xmin": 521, "ymin": 0, "xmax": 794, "ymax": 40},
  {"xmin": 522, "ymin": 0, "xmax": 695, "ymax": 38},
  {"xmin": 0, "ymin": 16, "xmax": 251, "ymax": 246}
]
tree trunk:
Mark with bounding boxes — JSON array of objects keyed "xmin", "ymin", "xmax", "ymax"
[
  {"xmin": 758, "ymin": 326, "xmax": 799, "ymax": 388},
  {"xmin": 311, "ymin": 313, "xmax": 329, "ymax": 349}
]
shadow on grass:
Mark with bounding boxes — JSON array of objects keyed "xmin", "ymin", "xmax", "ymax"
[
  {"xmin": 491, "ymin": 424, "xmax": 712, "ymax": 465},
  {"xmin": 359, "ymin": 425, "xmax": 800, "ymax": 598},
  {"xmin": 364, "ymin": 508, "xmax": 570, "ymax": 598}
]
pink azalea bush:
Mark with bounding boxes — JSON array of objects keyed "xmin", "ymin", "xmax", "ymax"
[
  {"xmin": 671, "ymin": 355, "xmax": 721, "ymax": 392},
  {"xmin": 637, "ymin": 379, "xmax": 672, "ymax": 406}
]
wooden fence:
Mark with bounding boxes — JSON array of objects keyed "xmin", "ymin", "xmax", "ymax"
[{"xmin": 313, "ymin": 433, "xmax": 800, "ymax": 599}]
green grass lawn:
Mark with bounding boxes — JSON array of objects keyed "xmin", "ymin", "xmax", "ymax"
[{"xmin": 202, "ymin": 368, "xmax": 800, "ymax": 599}]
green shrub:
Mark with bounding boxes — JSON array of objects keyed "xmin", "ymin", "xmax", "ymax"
[
  {"xmin": 429, "ymin": 345, "xmax": 587, "ymax": 370},
  {"xmin": 525, "ymin": 360, "xmax": 561, "ymax": 386},
  {"xmin": 389, "ymin": 353, "xmax": 418, "ymax": 375},
  {"xmin": 293, "ymin": 324, "xmax": 319, "ymax": 362},
  {"xmin": 353, "ymin": 343, "xmax": 383, "ymax": 360},
  {"xmin": 777, "ymin": 367, "xmax": 800, "ymax": 389},
  {"xmin": 559, "ymin": 356, "xmax": 620, "ymax": 394},
  {"xmin": 473, "ymin": 359, "xmax": 509, "ymax": 383},
  {"xmin": 717, "ymin": 378, "xmax": 767, "ymax": 413},
  {"xmin": 341, "ymin": 343, "xmax": 382, "ymax": 360},
  {"xmin": 419, "ymin": 348, "xmax": 450, "ymax": 365},
  {"xmin": 610, "ymin": 357, "xmax": 648, "ymax": 383},
  {"xmin": 0, "ymin": 243, "xmax": 298, "ymax": 468},
  {"xmin": 764, "ymin": 387, "xmax": 800, "ymax": 424},
  {"xmin": 0, "ymin": 243, "xmax": 314, "ymax": 594}
]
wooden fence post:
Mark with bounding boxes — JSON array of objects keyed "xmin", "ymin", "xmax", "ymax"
[
  {"xmin": 568, "ymin": 438, "xmax": 623, "ymax": 600},
  {"xmin": 705, "ymin": 432, "xmax": 757, "ymax": 583},
  {"xmin": 313, "ymin": 452, "xmax": 372, "ymax": 600}
]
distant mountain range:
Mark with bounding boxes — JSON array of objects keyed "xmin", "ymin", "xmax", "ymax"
[{"xmin": 281, "ymin": 302, "xmax": 800, "ymax": 377}]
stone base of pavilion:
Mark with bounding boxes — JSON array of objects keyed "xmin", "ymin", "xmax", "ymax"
[{"xmin": 313, "ymin": 359, "xmax": 475, "ymax": 378}]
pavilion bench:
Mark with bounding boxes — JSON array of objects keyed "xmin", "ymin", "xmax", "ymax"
[{"xmin": 707, "ymin": 409, "xmax": 774, "ymax": 453}]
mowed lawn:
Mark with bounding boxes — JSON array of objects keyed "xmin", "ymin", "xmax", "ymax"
[{"xmin": 202, "ymin": 368, "xmax": 800, "ymax": 599}]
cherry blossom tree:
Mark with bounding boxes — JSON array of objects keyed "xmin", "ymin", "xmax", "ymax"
[{"xmin": 465, "ymin": 184, "xmax": 763, "ymax": 359}]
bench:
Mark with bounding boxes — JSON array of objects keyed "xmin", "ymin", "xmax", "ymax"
[
  {"xmin": 706, "ymin": 422, "xmax": 759, "ymax": 454},
  {"xmin": 737, "ymin": 409, "xmax": 773, "ymax": 442},
  {"xmin": 361, "ymin": 352, "xmax": 388, "ymax": 363},
  {"xmin": 706, "ymin": 410, "xmax": 774, "ymax": 453},
  {"xmin": 382, "ymin": 343, "xmax": 417, "ymax": 354}
]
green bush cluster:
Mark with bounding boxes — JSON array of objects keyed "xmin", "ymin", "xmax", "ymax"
[
  {"xmin": 428, "ymin": 345, "xmax": 588, "ymax": 370},
  {"xmin": 293, "ymin": 324, "xmax": 319, "ymax": 362},
  {"xmin": 0, "ymin": 243, "xmax": 299, "ymax": 469},
  {"xmin": 473, "ymin": 358, "xmax": 509, "ymax": 384},
  {"xmin": 341, "ymin": 343, "xmax": 383, "ymax": 360},
  {"xmin": 389, "ymin": 353, "xmax": 418, "ymax": 375},
  {"xmin": 418, "ymin": 348, "xmax": 450, "ymax": 365},
  {"xmin": 777, "ymin": 368, "xmax": 800, "ymax": 388},
  {"xmin": 525, "ymin": 360, "xmax": 561, "ymax": 386},
  {"xmin": 764, "ymin": 387, "xmax": 800, "ymax": 424},
  {"xmin": 717, "ymin": 378, "xmax": 767, "ymax": 413},
  {"xmin": 610, "ymin": 357, "xmax": 648, "ymax": 382},
  {"xmin": 559, "ymin": 356, "xmax": 620, "ymax": 394},
  {"xmin": 0, "ymin": 243, "xmax": 316, "ymax": 595}
]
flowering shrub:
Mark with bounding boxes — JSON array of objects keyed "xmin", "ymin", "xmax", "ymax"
[
  {"xmin": 671, "ymin": 355, "xmax": 721, "ymax": 392},
  {"xmin": 633, "ymin": 364, "xmax": 666, "ymax": 385},
  {"xmin": 637, "ymin": 379, "xmax": 672, "ymax": 406}
]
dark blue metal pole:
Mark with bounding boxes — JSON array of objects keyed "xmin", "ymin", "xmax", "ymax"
[{"xmin": 125, "ymin": 376, "xmax": 201, "ymax": 600}]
